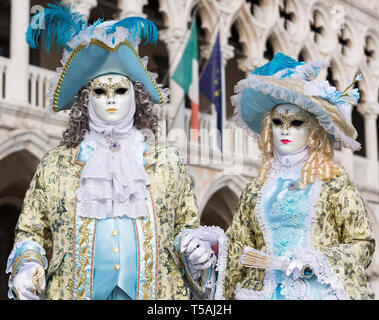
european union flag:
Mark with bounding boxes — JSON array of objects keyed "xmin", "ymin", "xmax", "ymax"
[{"xmin": 199, "ymin": 33, "xmax": 223, "ymax": 149}]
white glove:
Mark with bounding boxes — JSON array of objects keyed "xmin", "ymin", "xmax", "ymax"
[
  {"xmin": 285, "ymin": 259, "xmax": 303, "ymax": 280},
  {"xmin": 12, "ymin": 262, "xmax": 46, "ymax": 300},
  {"xmin": 180, "ymin": 232, "xmax": 216, "ymax": 273},
  {"xmin": 286, "ymin": 260, "xmax": 314, "ymax": 280}
]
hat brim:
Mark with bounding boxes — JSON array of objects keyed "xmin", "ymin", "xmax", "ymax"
[
  {"xmin": 231, "ymin": 74, "xmax": 360, "ymax": 151},
  {"xmin": 52, "ymin": 39, "xmax": 164, "ymax": 111}
]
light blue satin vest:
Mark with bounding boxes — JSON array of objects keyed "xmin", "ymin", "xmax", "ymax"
[{"xmin": 77, "ymin": 142, "xmax": 145, "ymax": 300}]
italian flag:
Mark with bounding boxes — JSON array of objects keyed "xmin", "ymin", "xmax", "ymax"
[{"xmin": 172, "ymin": 18, "xmax": 199, "ymax": 140}]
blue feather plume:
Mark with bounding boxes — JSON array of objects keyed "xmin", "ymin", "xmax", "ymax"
[
  {"xmin": 252, "ymin": 53, "xmax": 304, "ymax": 76},
  {"xmin": 106, "ymin": 17, "xmax": 158, "ymax": 44},
  {"xmin": 26, "ymin": 1, "xmax": 89, "ymax": 52}
]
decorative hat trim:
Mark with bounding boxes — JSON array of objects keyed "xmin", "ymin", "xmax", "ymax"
[
  {"xmin": 231, "ymin": 52, "xmax": 361, "ymax": 151},
  {"xmin": 231, "ymin": 75, "xmax": 361, "ymax": 151},
  {"xmin": 51, "ymin": 38, "xmax": 165, "ymax": 113}
]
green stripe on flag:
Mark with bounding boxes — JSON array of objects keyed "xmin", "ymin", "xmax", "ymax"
[{"xmin": 172, "ymin": 18, "xmax": 198, "ymax": 94}]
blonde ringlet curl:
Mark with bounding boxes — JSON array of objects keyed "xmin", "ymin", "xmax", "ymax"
[{"xmin": 255, "ymin": 108, "xmax": 344, "ymax": 188}]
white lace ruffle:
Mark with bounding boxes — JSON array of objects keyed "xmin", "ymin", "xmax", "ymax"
[
  {"xmin": 280, "ymin": 247, "xmax": 348, "ymax": 300},
  {"xmin": 76, "ymin": 129, "xmax": 151, "ymax": 219},
  {"xmin": 230, "ymin": 74, "xmax": 361, "ymax": 151}
]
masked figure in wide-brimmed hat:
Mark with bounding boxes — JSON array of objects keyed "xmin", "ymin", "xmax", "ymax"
[
  {"xmin": 214, "ymin": 53, "xmax": 375, "ymax": 300},
  {"xmin": 6, "ymin": 2, "xmax": 225, "ymax": 300}
]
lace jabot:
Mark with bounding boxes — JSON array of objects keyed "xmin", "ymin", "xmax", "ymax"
[{"xmin": 76, "ymin": 91, "xmax": 151, "ymax": 219}]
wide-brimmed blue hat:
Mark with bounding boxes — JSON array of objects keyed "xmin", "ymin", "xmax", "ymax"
[
  {"xmin": 231, "ymin": 53, "xmax": 360, "ymax": 151},
  {"xmin": 26, "ymin": 1, "xmax": 169, "ymax": 114}
]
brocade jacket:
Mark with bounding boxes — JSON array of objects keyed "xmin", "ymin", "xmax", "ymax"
[
  {"xmin": 12, "ymin": 143, "xmax": 200, "ymax": 300},
  {"xmin": 220, "ymin": 172, "xmax": 375, "ymax": 300}
]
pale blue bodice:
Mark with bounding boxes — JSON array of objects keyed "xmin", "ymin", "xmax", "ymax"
[
  {"xmin": 263, "ymin": 177, "xmax": 311, "ymax": 258},
  {"xmin": 261, "ymin": 159, "xmax": 333, "ymax": 300}
]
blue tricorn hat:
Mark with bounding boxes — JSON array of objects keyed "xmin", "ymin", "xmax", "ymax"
[
  {"xmin": 26, "ymin": 1, "xmax": 169, "ymax": 114},
  {"xmin": 231, "ymin": 53, "xmax": 361, "ymax": 151}
]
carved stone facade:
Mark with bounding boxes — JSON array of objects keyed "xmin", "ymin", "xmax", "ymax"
[{"xmin": 0, "ymin": 0, "xmax": 379, "ymax": 299}]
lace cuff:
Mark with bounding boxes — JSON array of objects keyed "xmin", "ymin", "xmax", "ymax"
[
  {"xmin": 283, "ymin": 248, "xmax": 348, "ymax": 300},
  {"xmin": 6, "ymin": 240, "xmax": 48, "ymax": 299}
]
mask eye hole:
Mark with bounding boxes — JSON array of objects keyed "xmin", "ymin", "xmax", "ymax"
[
  {"xmin": 94, "ymin": 88, "xmax": 106, "ymax": 95},
  {"xmin": 115, "ymin": 88, "xmax": 128, "ymax": 95},
  {"xmin": 291, "ymin": 120, "xmax": 305, "ymax": 127},
  {"xmin": 272, "ymin": 118, "xmax": 283, "ymax": 126}
]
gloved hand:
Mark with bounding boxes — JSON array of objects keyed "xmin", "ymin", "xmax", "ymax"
[
  {"xmin": 12, "ymin": 262, "xmax": 45, "ymax": 300},
  {"xmin": 286, "ymin": 259, "xmax": 314, "ymax": 280},
  {"xmin": 180, "ymin": 228, "xmax": 219, "ymax": 279},
  {"xmin": 285, "ymin": 259, "xmax": 303, "ymax": 280}
]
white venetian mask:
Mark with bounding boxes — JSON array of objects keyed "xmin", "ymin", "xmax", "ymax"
[
  {"xmin": 89, "ymin": 74, "xmax": 133, "ymax": 123},
  {"xmin": 271, "ymin": 103, "xmax": 311, "ymax": 155}
]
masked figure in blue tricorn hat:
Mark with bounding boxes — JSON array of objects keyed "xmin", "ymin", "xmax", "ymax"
[{"xmin": 6, "ymin": 2, "xmax": 226, "ymax": 300}]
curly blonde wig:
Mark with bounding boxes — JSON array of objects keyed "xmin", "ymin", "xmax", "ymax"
[{"xmin": 256, "ymin": 108, "xmax": 344, "ymax": 188}]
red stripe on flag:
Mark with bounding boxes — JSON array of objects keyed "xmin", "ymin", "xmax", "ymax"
[{"xmin": 190, "ymin": 101, "xmax": 199, "ymax": 141}]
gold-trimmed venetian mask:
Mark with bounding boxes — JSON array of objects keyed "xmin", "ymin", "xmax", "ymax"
[
  {"xmin": 271, "ymin": 106, "xmax": 310, "ymax": 131},
  {"xmin": 90, "ymin": 76, "xmax": 131, "ymax": 99}
]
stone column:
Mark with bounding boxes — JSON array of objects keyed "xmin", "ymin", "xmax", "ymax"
[
  {"xmin": 362, "ymin": 106, "xmax": 379, "ymax": 186},
  {"xmin": 64, "ymin": 0, "xmax": 98, "ymax": 20},
  {"xmin": 117, "ymin": 0, "xmax": 147, "ymax": 18},
  {"xmin": 9, "ymin": 0, "xmax": 30, "ymax": 104}
]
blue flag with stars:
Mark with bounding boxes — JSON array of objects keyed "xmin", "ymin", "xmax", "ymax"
[{"xmin": 199, "ymin": 33, "xmax": 223, "ymax": 149}]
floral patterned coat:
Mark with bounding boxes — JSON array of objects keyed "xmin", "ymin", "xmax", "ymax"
[
  {"xmin": 221, "ymin": 173, "xmax": 375, "ymax": 300},
  {"xmin": 12, "ymin": 143, "xmax": 199, "ymax": 300}
]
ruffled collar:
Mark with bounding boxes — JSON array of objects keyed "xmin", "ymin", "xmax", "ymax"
[{"xmin": 270, "ymin": 146, "xmax": 310, "ymax": 180}]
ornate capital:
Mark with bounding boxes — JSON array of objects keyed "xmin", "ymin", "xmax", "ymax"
[
  {"xmin": 117, "ymin": 0, "xmax": 148, "ymax": 18},
  {"xmin": 64, "ymin": 0, "xmax": 98, "ymax": 20},
  {"xmin": 160, "ymin": 28, "xmax": 187, "ymax": 51},
  {"xmin": 358, "ymin": 102, "xmax": 379, "ymax": 117},
  {"xmin": 220, "ymin": 44, "xmax": 234, "ymax": 67},
  {"xmin": 237, "ymin": 57, "xmax": 267, "ymax": 73}
]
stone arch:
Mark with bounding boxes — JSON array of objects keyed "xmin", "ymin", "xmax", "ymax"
[
  {"xmin": 0, "ymin": 129, "xmax": 53, "ymax": 162},
  {"xmin": 308, "ymin": 1, "xmax": 338, "ymax": 57},
  {"xmin": 363, "ymin": 28, "xmax": 379, "ymax": 74},
  {"xmin": 263, "ymin": 30, "xmax": 287, "ymax": 60},
  {"xmin": 224, "ymin": 20, "xmax": 246, "ymax": 119},
  {"xmin": 233, "ymin": 4, "xmax": 262, "ymax": 70},
  {"xmin": 336, "ymin": 15, "xmax": 362, "ymax": 67},
  {"xmin": 199, "ymin": 174, "xmax": 246, "ymax": 230}
]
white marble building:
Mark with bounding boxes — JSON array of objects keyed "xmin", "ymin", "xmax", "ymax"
[{"xmin": 0, "ymin": 0, "xmax": 379, "ymax": 299}]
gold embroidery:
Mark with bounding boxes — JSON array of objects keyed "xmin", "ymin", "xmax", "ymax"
[
  {"xmin": 76, "ymin": 217, "xmax": 91, "ymax": 300},
  {"xmin": 12, "ymin": 250, "xmax": 45, "ymax": 281},
  {"xmin": 141, "ymin": 209, "xmax": 154, "ymax": 300},
  {"xmin": 148, "ymin": 186, "xmax": 159, "ymax": 299},
  {"xmin": 90, "ymin": 77, "xmax": 131, "ymax": 99},
  {"xmin": 271, "ymin": 107, "xmax": 310, "ymax": 130}
]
